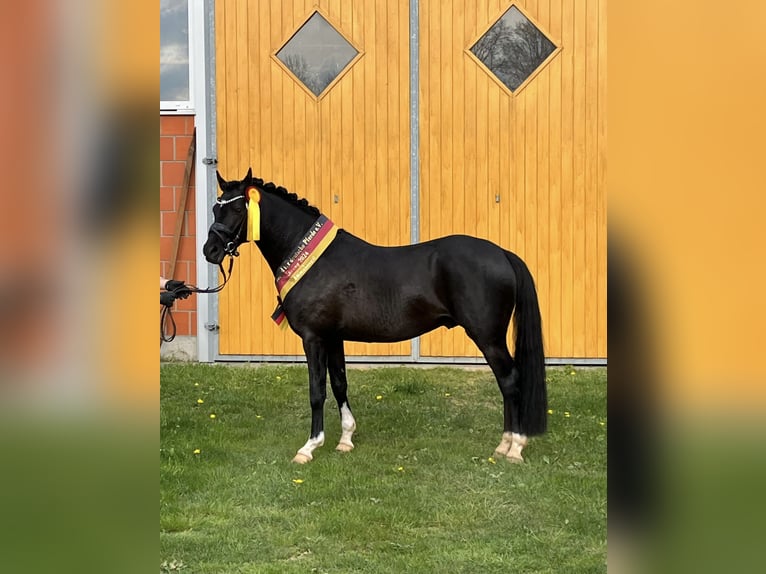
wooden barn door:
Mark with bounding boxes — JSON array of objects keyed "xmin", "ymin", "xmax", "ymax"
[
  {"xmin": 418, "ymin": 0, "xmax": 607, "ymax": 359},
  {"xmin": 215, "ymin": 0, "xmax": 411, "ymax": 357}
]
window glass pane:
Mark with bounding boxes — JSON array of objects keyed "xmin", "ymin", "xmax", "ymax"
[
  {"xmin": 160, "ymin": 0, "xmax": 190, "ymax": 102},
  {"xmin": 470, "ymin": 6, "xmax": 556, "ymax": 92},
  {"xmin": 276, "ymin": 12, "xmax": 358, "ymax": 97}
]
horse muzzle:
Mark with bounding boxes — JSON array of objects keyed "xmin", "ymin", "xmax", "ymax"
[{"xmin": 205, "ymin": 222, "xmax": 242, "ymax": 263}]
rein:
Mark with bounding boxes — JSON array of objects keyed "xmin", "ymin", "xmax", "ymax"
[
  {"xmin": 162, "ymin": 194, "xmax": 251, "ymax": 344},
  {"xmin": 160, "ymin": 256, "xmax": 235, "ymax": 344}
]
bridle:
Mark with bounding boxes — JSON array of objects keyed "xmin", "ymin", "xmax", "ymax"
[
  {"xmin": 209, "ymin": 194, "xmax": 248, "ymax": 256},
  {"xmin": 161, "ymin": 194, "xmax": 248, "ymax": 344}
]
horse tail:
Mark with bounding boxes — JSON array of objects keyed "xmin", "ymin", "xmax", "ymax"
[{"xmin": 505, "ymin": 251, "xmax": 547, "ymax": 435}]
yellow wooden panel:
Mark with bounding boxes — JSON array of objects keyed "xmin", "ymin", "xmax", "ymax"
[
  {"xmin": 216, "ymin": 0, "xmax": 411, "ymax": 357},
  {"xmin": 419, "ymin": 0, "xmax": 606, "ymax": 359},
  {"xmin": 216, "ymin": 0, "xmax": 606, "ymax": 360}
]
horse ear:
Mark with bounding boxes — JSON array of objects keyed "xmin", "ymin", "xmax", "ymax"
[
  {"xmin": 245, "ymin": 167, "xmax": 253, "ymax": 182},
  {"xmin": 216, "ymin": 170, "xmax": 226, "ymax": 190}
]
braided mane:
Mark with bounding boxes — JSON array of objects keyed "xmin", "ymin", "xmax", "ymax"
[{"xmin": 253, "ymin": 178, "xmax": 321, "ymax": 217}]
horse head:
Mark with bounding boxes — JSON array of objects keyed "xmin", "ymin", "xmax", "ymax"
[{"xmin": 203, "ymin": 168, "xmax": 254, "ymax": 264}]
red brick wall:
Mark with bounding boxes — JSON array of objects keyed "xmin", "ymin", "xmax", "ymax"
[{"xmin": 160, "ymin": 115, "xmax": 197, "ymax": 336}]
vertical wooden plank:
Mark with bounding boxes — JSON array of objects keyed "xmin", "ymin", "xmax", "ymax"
[
  {"xmin": 362, "ymin": 0, "xmax": 376, "ymax": 256},
  {"xmin": 352, "ymin": 0, "xmax": 366, "ymax": 241},
  {"xmin": 536, "ymin": 0, "xmax": 551, "ymax": 360},
  {"xmin": 235, "ymin": 0, "xmax": 252, "ymax": 355},
  {"xmin": 572, "ymin": 0, "xmax": 586, "ymax": 357},
  {"xmin": 487, "ymin": 62, "xmax": 501, "ymax": 245},
  {"xmin": 440, "ymin": 0, "xmax": 454, "ymax": 357},
  {"xmin": 548, "ymin": 0, "xmax": 563, "ymax": 357},
  {"xmin": 524, "ymin": 81, "xmax": 538, "ymax": 288},
  {"xmin": 251, "ymin": 1, "xmax": 265, "ymax": 356},
  {"xmin": 269, "ymin": 0, "xmax": 284, "ymax": 185},
  {"xmin": 475, "ymin": 0, "xmax": 488, "ymax": 243},
  {"xmin": 271, "ymin": 0, "xmax": 287, "ymax": 356},
  {"xmin": 338, "ymin": 0, "xmax": 352, "ymax": 229},
  {"xmin": 293, "ymin": 0, "xmax": 307, "ymax": 198},
  {"xmin": 419, "ymin": 0, "xmax": 430, "ymax": 245},
  {"xmin": 451, "ymin": 0, "xmax": 465, "ymax": 241},
  {"xmin": 584, "ymin": 0, "xmax": 599, "ymax": 357},
  {"xmin": 214, "ymin": 0, "xmax": 227, "ymax": 352},
  {"xmin": 257, "ymin": 0, "xmax": 272, "ymax": 178},
  {"xmin": 400, "ymin": 0, "xmax": 410, "ymax": 249},
  {"xmin": 387, "ymin": 0, "xmax": 401, "ymax": 244},
  {"xmin": 560, "ymin": 0, "xmax": 574, "ymax": 357},
  {"xmin": 374, "ymin": 0, "xmax": 387, "ymax": 246},
  {"xmin": 597, "ymin": 0, "xmax": 607, "ymax": 357},
  {"xmin": 425, "ymin": 0, "xmax": 442, "ymax": 356},
  {"xmin": 463, "ymin": 0, "xmax": 476, "ymax": 240},
  {"xmin": 499, "ymin": 91, "xmax": 511, "ymax": 255},
  {"xmin": 223, "ymin": 0, "xmax": 240, "ymax": 354}
]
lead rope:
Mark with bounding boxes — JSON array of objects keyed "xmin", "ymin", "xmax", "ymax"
[{"xmin": 160, "ymin": 256, "xmax": 235, "ymax": 344}]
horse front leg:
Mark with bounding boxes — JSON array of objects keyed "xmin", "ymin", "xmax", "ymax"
[
  {"xmin": 327, "ymin": 339, "xmax": 356, "ymax": 453},
  {"xmin": 292, "ymin": 336, "xmax": 328, "ymax": 464}
]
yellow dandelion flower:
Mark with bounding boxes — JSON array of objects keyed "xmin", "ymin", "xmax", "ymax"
[
  {"xmin": 209, "ymin": 414, "xmax": 216, "ymax": 419},
  {"xmin": 445, "ymin": 393, "xmax": 451, "ymax": 397},
  {"xmin": 194, "ymin": 382, "xmax": 199, "ymax": 387},
  {"xmin": 292, "ymin": 479, "xmax": 304, "ymax": 484},
  {"xmin": 276, "ymin": 376, "xmax": 282, "ymax": 381},
  {"xmin": 193, "ymin": 448, "xmax": 201, "ymax": 455},
  {"xmin": 256, "ymin": 415, "xmax": 263, "ymax": 419},
  {"xmin": 376, "ymin": 395, "xmax": 383, "ymax": 400},
  {"xmin": 397, "ymin": 466, "xmax": 405, "ymax": 472},
  {"xmin": 547, "ymin": 409, "xmax": 554, "ymax": 415},
  {"xmin": 488, "ymin": 457, "xmax": 497, "ymax": 464},
  {"xmin": 599, "ymin": 421, "xmax": 606, "ymax": 426},
  {"xmin": 197, "ymin": 398, "xmax": 204, "ymax": 404},
  {"xmin": 570, "ymin": 371, "xmax": 576, "ymax": 376},
  {"xmin": 564, "ymin": 411, "xmax": 571, "ymax": 417}
]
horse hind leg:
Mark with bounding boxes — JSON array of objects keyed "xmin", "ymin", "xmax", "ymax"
[
  {"xmin": 327, "ymin": 339, "xmax": 357, "ymax": 453},
  {"xmin": 480, "ymin": 341, "xmax": 528, "ymax": 463}
]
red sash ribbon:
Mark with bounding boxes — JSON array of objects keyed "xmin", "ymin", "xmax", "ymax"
[{"xmin": 271, "ymin": 216, "xmax": 338, "ymax": 329}]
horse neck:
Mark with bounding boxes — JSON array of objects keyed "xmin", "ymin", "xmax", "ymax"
[{"xmin": 255, "ymin": 192, "xmax": 318, "ymax": 275}]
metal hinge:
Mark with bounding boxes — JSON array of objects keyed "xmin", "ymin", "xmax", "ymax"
[
  {"xmin": 202, "ymin": 157, "xmax": 218, "ymax": 166},
  {"xmin": 204, "ymin": 323, "xmax": 220, "ymax": 332}
]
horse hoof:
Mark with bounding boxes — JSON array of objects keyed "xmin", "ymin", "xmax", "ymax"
[
  {"xmin": 335, "ymin": 442, "xmax": 354, "ymax": 453},
  {"xmin": 292, "ymin": 453, "xmax": 312, "ymax": 464},
  {"xmin": 494, "ymin": 446, "xmax": 511, "ymax": 457},
  {"xmin": 506, "ymin": 454, "xmax": 524, "ymax": 464}
]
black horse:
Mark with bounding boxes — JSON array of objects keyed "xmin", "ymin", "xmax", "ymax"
[{"xmin": 203, "ymin": 169, "xmax": 546, "ymax": 463}]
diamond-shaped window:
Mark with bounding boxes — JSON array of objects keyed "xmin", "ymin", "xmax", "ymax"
[
  {"xmin": 469, "ymin": 5, "xmax": 558, "ymax": 93},
  {"xmin": 275, "ymin": 11, "xmax": 359, "ymax": 98}
]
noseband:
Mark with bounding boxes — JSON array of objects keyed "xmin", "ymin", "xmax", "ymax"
[{"xmin": 211, "ymin": 194, "xmax": 248, "ymax": 256}]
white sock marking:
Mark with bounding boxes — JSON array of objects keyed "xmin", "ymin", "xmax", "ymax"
[
  {"xmin": 297, "ymin": 431, "xmax": 325, "ymax": 459},
  {"xmin": 339, "ymin": 403, "xmax": 356, "ymax": 448}
]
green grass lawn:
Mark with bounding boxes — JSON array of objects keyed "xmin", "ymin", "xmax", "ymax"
[{"xmin": 161, "ymin": 364, "xmax": 606, "ymax": 573}]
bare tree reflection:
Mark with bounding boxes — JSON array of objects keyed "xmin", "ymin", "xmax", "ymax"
[
  {"xmin": 276, "ymin": 12, "xmax": 358, "ymax": 97},
  {"xmin": 471, "ymin": 8, "xmax": 556, "ymax": 91}
]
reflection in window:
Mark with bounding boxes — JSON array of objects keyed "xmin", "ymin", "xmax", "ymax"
[
  {"xmin": 276, "ymin": 12, "xmax": 358, "ymax": 97},
  {"xmin": 160, "ymin": 0, "xmax": 190, "ymax": 103},
  {"xmin": 470, "ymin": 5, "xmax": 556, "ymax": 92}
]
